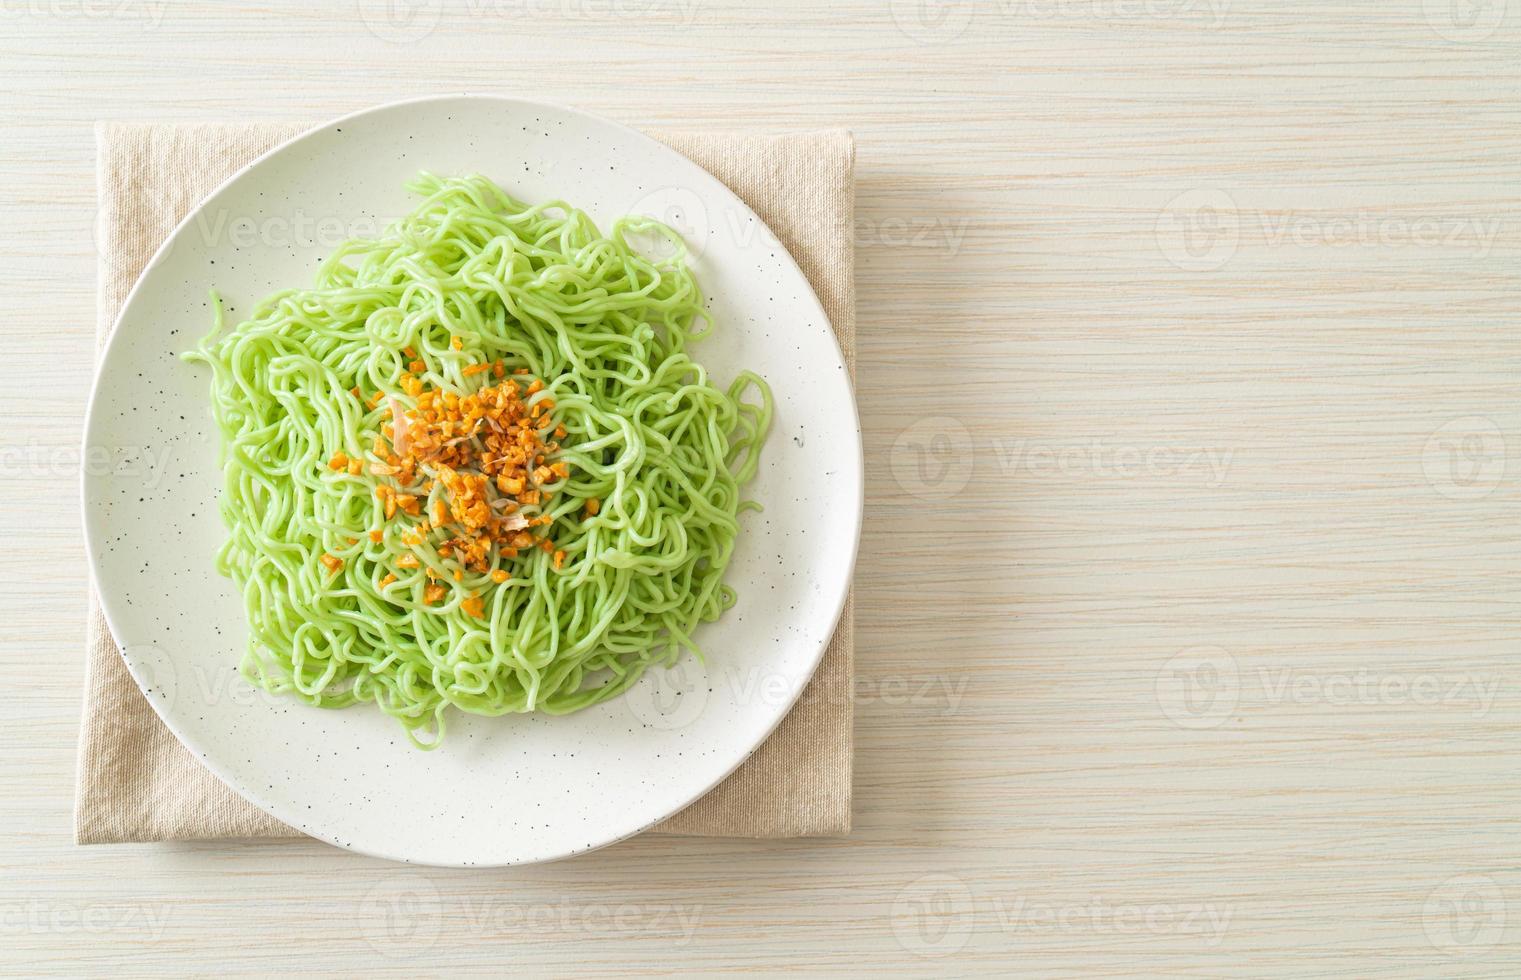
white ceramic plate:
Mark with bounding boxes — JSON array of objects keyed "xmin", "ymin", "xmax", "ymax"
[{"xmin": 81, "ymin": 96, "xmax": 860, "ymax": 867}]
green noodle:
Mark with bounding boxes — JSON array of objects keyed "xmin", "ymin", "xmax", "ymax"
[{"xmin": 185, "ymin": 173, "xmax": 771, "ymax": 748}]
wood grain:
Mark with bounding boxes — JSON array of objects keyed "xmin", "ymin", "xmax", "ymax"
[{"xmin": 1, "ymin": 0, "xmax": 1518, "ymax": 974}]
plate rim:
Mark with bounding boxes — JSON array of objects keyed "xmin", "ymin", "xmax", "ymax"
[{"xmin": 79, "ymin": 93, "xmax": 863, "ymax": 867}]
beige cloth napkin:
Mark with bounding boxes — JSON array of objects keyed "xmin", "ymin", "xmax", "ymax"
[{"xmin": 77, "ymin": 121, "xmax": 855, "ymax": 844}]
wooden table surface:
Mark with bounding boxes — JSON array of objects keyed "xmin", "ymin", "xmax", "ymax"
[{"xmin": 3, "ymin": 1, "xmax": 1519, "ymax": 974}]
